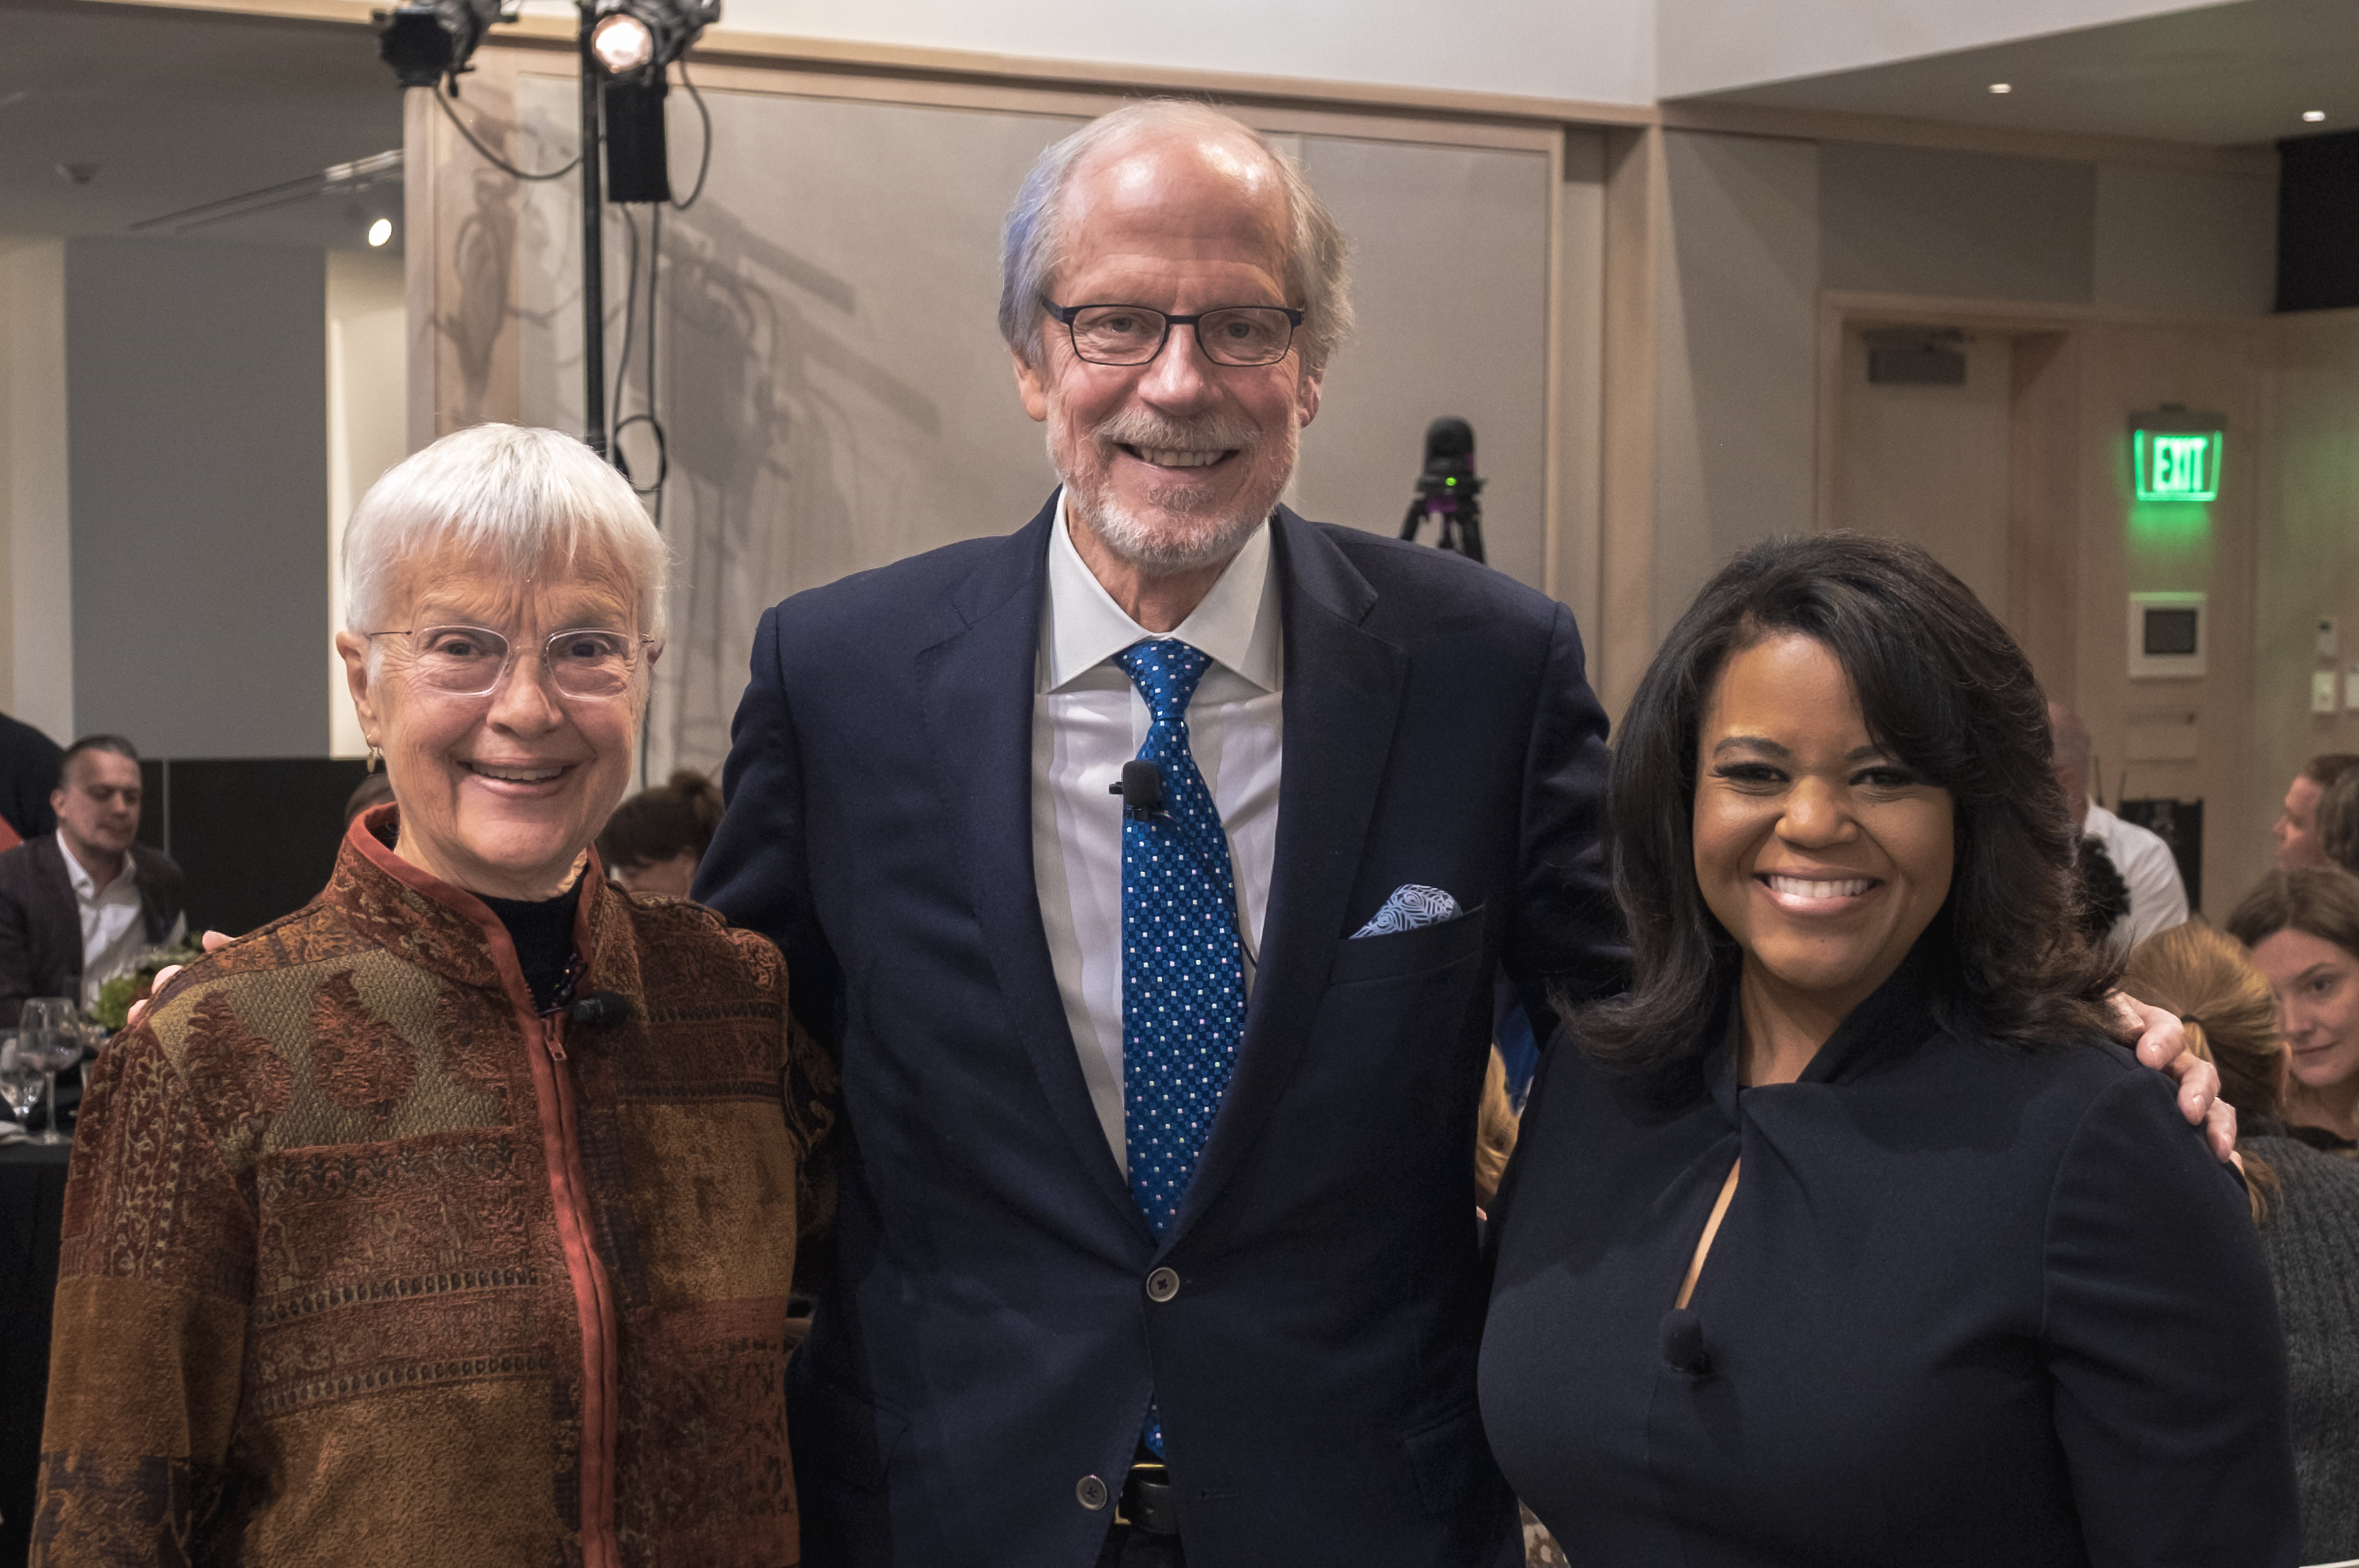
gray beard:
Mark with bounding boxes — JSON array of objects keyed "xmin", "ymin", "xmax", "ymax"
[{"xmin": 1054, "ymin": 410, "xmax": 1293, "ymax": 575}]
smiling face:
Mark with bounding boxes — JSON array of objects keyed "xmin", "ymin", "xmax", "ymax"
[
  {"xmin": 335, "ymin": 542, "xmax": 650, "ymax": 901},
  {"xmin": 1694, "ymin": 633, "xmax": 1957, "ymax": 1046},
  {"xmin": 2249, "ymin": 926, "xmax": 2359, "ymax": 1095},
  {"xmin": 2276, "ymin": 774, "xmax": 2327, "ymax": 871},
  {"xmin": 1013, "ymin": 127, "xmax": 1321, "ymax": 575}
]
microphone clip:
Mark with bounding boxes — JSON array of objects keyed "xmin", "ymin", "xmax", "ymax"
[{"xmin": 1108, "ymin": 759, "xmax": 1168, "ymax": 821}]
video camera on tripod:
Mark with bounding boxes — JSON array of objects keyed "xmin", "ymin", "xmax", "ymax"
[{"xmin": 1399, "ymin": 416, "xmax": 1485, "ymax": 564}]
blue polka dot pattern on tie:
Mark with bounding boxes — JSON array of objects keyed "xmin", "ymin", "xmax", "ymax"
[{"xmin": 1113, "ymin": 638, "xmax": 1247, "ymax": 1240}]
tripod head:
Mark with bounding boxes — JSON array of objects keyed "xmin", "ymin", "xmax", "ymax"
[{"xmin": 1400, "ymin": 416, "xmax": 1486, "ymax": 563}]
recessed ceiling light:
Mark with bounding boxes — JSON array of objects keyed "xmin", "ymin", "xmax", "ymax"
[
  {"xmin": 1988, "ymin": 82, "xmax": 2012, "ymax": 94},
  {"xmin": 367, "ymin": 218, "xmax": 393, "ymax": 247},
  {"xmin": 2304, "ymin": 110, "xmax": 2327, "ymax": 122}
]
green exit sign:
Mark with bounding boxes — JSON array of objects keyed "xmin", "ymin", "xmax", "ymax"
[{"xmin": 2129, "ymin": 409, "xmax": 2224, "ymax": 502}]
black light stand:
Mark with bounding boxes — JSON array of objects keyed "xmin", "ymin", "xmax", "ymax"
[
  {"xmin": 1399, "ymin": 416, "xmax": 1486, "ymax": 563},
  {"xmin": 576, "ymin": 2, "xmax": 609, "ymax": 461},
  {"xmin": 377, "ymin": 0, "xmax": 712, "ymax": 468}
]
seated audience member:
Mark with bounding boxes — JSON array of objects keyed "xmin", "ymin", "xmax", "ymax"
[
  {"xmin": 2275, "ymin": 753, "xmax": 2359, "ymax": 872},
  {"xmin": 1483, "ymin": 533, "xmax": 2297, "ymax": 1564},
  {"xmin": 35, "ymin": 424, "xmax": 835, "ymax": 1567},
  {"xmin": 341, "ymin": 766, "xmax": 395, "ymax": 826},
  {"xmin": 0, "ymin": 735, "xmax": 184, "ymax": 1025},
  {"xmin": 2121, "ymin": 920, "xmax": 2359, "ymax": 1564},
  {"xmin": 597, "ymin": 767, "xmax": 723, "ymax": 897},
  {"xmin": 2230, "ymin": 868, "xmax": 2359, "ymax": 1153},
  {"xmin": 0, "ymin": 708, "xmax": 62, "ymax": 843},
  {"xmin": 2048, "ymin": 701, "xmax": 2187, "ymax": 954},
  {"xmin": 2314, "ymin": 767, "xmax": 2359, "ymax": 878}
]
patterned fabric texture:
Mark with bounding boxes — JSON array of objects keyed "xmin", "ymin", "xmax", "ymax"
[
  {"xmin": 33, "ymin": 808, "xmax": 836, "ymax": 1568},
  {"xmin": 1351, "ymin": 883, "xmax": 1462, "ymax": 938},
  {"xmin": 1112, "ymin": 639, "xmax": 1246, "ymax": 1238}
]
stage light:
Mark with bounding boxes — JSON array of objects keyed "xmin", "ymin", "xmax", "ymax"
[
  {"xmin": 2304, "ymin": 110, "xmax": 2327, "ymax": 123},
  {"xmin": 592, "ymin": 11, "xmax": 656, "ymax": 74},
  {"xmin": 368, "ymin": 217, "xmax": 394, "ymax": 247},
  {"xmin": 588, "ymin": 0, "xmax": 718, "ymax": 81},
  {"xmin": 1988, "ymin": 82, "xmax": 2012, "ymax": 94},
  {"xmin": 373, "ymin": 0, "xmax": 508, "ymax": 89}
]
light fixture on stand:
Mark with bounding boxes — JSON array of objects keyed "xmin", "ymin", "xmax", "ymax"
[
  {"xmin": 373, "ymin": 0, "xmax": 512, "ymax": 89},
  {"xmin": 372, "ymin": 0, "xmax": 714, "ymax": 463},
  {"xmin": 590, "ymin": 0, "xmax": 718, "ymax": 204}
]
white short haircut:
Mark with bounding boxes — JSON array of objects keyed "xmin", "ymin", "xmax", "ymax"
[
  {"xmin": 998, "ymin": 99, "xmax": 1354, "ymax": 376},
  {"xmin": 342, "ymin": 423, "xmax": 670, "ymax": 640}
]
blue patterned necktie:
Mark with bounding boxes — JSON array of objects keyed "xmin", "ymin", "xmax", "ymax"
[{"xmin": 1113, "ymin": 639, "xmax": 1247, "ymax": 1237}]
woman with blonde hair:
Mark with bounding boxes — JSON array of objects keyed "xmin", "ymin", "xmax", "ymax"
[{"xmin": 2122, "ymin": 918, "xmax": 2359, "ymax": 1562}]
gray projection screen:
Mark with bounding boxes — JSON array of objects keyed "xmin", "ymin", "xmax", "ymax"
[{"xmin": 512, "ymin": 77, "xmax": 1568, "ymax": 779}]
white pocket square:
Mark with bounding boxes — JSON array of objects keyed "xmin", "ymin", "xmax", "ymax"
[{"xmin": 1353, "ymin": 884, "xmax": 1461, "ymax": 938}]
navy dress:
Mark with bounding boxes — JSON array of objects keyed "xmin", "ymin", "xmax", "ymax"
[{"xmin": 1480, "ymin": 952, "xmax": 2300, "ymax": 1566}]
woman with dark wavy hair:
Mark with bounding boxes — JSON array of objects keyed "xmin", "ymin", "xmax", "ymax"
[{"xmin": 1481, "ymin": 533, "xmax": 2297, "ymax": 1565}]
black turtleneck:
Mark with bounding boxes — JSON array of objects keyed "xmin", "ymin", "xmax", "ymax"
[{"xmin": 478, "ymin": 879, "xmax": 583, "ymax": 1013}]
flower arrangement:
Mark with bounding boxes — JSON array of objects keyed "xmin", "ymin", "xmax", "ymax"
[{"xmin": 91, "ymin": 937, "xmax": 206, "ymax": 1032}]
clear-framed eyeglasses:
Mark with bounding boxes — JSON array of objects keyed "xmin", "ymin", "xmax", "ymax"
[
  {"xmin": 1042, "ymin": 300, "xmax": 1305, "ymax": 368},
  {"xmin": 364, "ymin": 624, "xmax": 653, "ymax": 700}
]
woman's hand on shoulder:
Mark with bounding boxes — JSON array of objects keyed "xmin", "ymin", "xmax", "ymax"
[
  {"xmin": 124, "ymin": 930, "xmax": 232, "ymax": 1030},
  {"xmin": 2108, "ymin": 991, "xmax": 2237, "ymax": 1163}
]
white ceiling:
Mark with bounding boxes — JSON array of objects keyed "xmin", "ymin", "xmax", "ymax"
[
  {"xmin": 0, "ymin": 0, "xmax": 403, "ymax": 250},
  {"xmin": 1673, "ymin": 0, "xmax": 2359, "ymax": 147}
]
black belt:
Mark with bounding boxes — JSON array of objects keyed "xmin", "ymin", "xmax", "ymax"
[{"xmin": 1117, "ymin": 1460, "xmax": 1180, "ymax": 1536}]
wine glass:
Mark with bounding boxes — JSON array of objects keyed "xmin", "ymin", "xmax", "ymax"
[
  {"xmin": 0, "ymin": 1034, "xmax": 46, "ymax": 1134},
  {"xmin": 19, "ymin": 998, "xmax": 83, "ymax": 1144}
]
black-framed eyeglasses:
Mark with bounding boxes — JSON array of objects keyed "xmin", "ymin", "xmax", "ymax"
[
  {"xmin": 1042, "ymin": 300, "xmax": 1304, "ymax": 367},
  {"xmin": 363, "ymin": 624, "xmax": 654, "ymax": 700}
]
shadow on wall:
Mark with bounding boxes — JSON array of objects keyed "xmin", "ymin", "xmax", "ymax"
[{"xmin": 653, "ymin": 196, "xmax": 932, "ymax": 770}]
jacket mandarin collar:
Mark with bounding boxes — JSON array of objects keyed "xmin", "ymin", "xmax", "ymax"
[
  {"xmin": 1705, "ymin": 940, "xmax": 1946, "ymax": 1120},
  {"xmin": 335, "ymin": 803, "xmax": 630, "ymax": 1013}
]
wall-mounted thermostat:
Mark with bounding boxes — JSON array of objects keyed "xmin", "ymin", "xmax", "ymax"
[{"xmin": 2129, "ymin": 592, "xmax": 2206, "ymax": 679}]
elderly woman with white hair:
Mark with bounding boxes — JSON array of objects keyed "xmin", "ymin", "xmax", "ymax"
[{"xmin": 34, "ymin": 424, "xmax": 834, "ymax": 1568}]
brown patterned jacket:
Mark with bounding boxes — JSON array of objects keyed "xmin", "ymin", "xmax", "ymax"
[{"xmin": 34, "ymin": 807, "xmax": 835, "ymax": 1567}]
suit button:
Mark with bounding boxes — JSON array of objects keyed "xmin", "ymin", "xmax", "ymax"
[
  {"xmin": 1145, "ymin": 1266, "xmax": 1180, "ymax": 1303},
  {"xmin": 1077, "ymin": 1474, "xmax": 1109, "ymax": 1511}
]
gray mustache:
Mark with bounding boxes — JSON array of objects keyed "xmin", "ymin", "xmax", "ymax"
[{"xmin": 1090, "ymin": 412, "xmax": 1264, "ymax": 454}]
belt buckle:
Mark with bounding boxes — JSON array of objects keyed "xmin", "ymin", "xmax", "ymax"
[{"xmin": 1117, "ymin": 1460, "xmax": 1180, "ymax": 1536}]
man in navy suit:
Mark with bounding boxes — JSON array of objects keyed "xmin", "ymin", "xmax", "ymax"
[{"xmin": 696, "ymin": 99, "xmax": 2219, "ymax": 1567}]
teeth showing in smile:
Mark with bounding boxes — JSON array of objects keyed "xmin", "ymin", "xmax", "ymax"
[
  {"xmin": 1765, "ymin": 874, "xmax": 1872, "ymax": 900},
  {"xmin": 1132, "ymin": 446, "xmax": 1225, "ymax": 468},
  {"xmin": 470, "ymin": 763, "xmax": 565, "ymax": 784}
]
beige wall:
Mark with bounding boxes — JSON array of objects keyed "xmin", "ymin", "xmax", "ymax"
[
  {"xmin": 0, "ymin": 239, "xmax": 71, "ymax": 742},
  {"xmin": 2071, "ymin": 320, "xmax": 2262, "ymax": 915},
  {"xmin": 326, "ymin": 248, "xmax": 408, "ymax": 759},
  {"xmin": 2257, "ymin": 308, "xmax": 2359, "ymax": 885}
]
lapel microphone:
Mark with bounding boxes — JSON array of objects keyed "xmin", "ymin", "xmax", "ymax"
[
  {"xmin": 1110, "ymin": 760, "xmax": 1167, "ymax": 821},
  {"xmin": 568, "ymin": 991, "xmax": 632, "ymax": 1030}
]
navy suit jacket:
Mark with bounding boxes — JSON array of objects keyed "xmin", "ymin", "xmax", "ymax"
[{"xmin": 697, "ymin": 497, "xmax": 1624, "ymax": 1567}]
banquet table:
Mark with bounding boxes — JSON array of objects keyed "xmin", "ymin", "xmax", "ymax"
[{"xmin": 0, "ymin": 1137, "xmax": 70, "ymax": 1568}]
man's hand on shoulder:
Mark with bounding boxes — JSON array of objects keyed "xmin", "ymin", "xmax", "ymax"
[
  {"xmin": 124, "ymin": 929, "xmax": 231, "ymax": 1030},
  {"xmin": 2109, "ymin": 992, "xmax": 2237, "ymax": 1163}
]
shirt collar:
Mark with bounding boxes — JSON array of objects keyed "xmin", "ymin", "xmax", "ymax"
[
  {"xmin": 60, "ymin": 840, "xmax": 130, "ymax": 903},
  {"xmin": 1040, "ymin": 487, "xmax": 1282, "ymax": 694}
]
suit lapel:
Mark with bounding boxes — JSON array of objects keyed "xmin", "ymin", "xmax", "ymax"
[
  {"xmin": 31, "ymin": 837, "xmax": 84, "ymax": 991},
  {"xmin": 917, "ymin": 496, "xmax": 1151, "ymax": 1242},
  {"xmin": 1164, "ymin": 510, "xmax": 1406, "ymax": 1249}
]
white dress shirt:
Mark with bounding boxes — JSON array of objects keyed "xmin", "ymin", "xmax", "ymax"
[
  {"xmin": 1032, "ymin": 491, "xmax": 1283, "ymax": 1168},
  {"xmin": 2083, "ymin": 802, "xmax": 2190, "ymax": 957},
  {"xmin": 62, "ymin": 843, "xmax": 181, "ymax": 1009}
]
